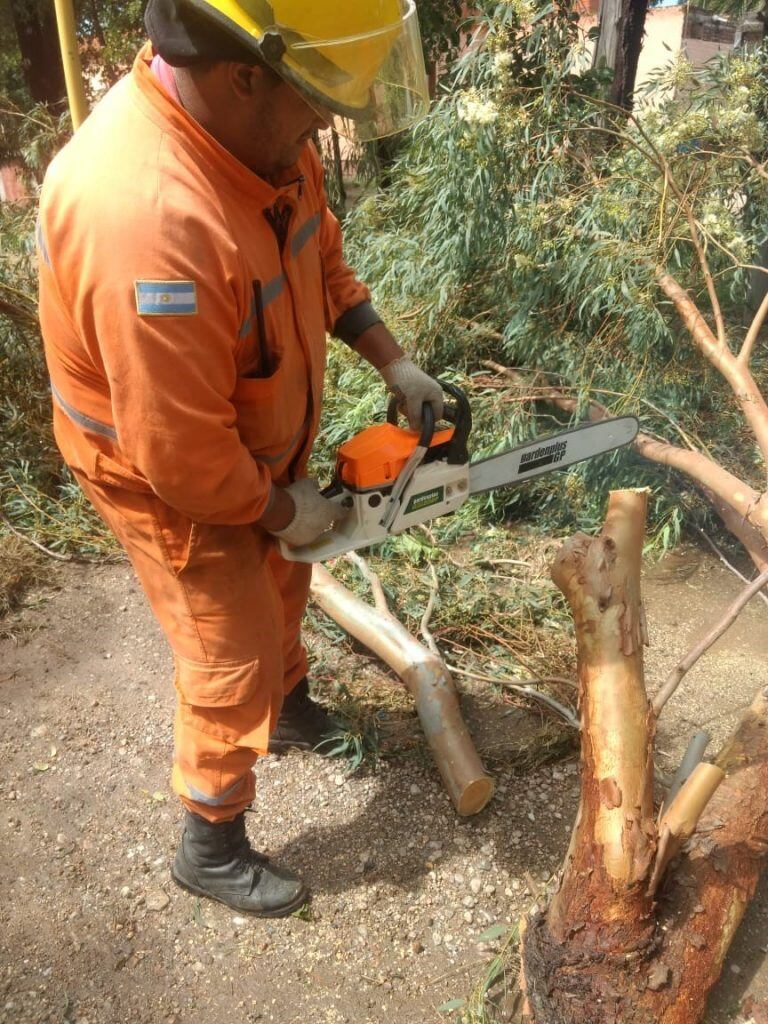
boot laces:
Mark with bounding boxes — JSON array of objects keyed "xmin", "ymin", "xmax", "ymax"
[{"xmin": 234, "ymin": 836, "xmax": 269, "ymax": 877}]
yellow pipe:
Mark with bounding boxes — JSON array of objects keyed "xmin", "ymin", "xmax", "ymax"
[{"xmin": 53, "ymin": 0, "xmax": 89, "ymax": 129}]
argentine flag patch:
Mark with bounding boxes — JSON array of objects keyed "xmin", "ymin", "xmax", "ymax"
[{"xmin": 135, "ymin": 280, "xmax": 198, "ymax": 316}]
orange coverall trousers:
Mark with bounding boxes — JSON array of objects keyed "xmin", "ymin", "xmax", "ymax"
[{"xmin": 78, "ymin": 472, "xmax": 311, "ymax": 822}]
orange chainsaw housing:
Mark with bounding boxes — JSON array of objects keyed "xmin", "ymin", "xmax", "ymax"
[{"xmin": 337, "ymin": 422, "xmax": 455, "ymax": 491}]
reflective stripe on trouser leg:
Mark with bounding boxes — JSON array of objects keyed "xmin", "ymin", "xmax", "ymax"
[{"xmin": 172, "ymin": 707, "xmax": 259, "ymax": 823}]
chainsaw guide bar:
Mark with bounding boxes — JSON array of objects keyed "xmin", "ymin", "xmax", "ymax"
[{"xmin": 279, "ymin": 382, "xmax": 639, "ymax": 564}]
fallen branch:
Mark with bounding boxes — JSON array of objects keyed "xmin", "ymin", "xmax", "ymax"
[
  {"xmin": 310, "ymin": 561, "xmax": 494, "ymax": 815},
  {"xmin": 445, "ymin": 664, "xmax": 579, "ymax": 728},
  {"xmin": 694, "ymin": 526, "xmax": 768, "ymax": 607},
  {"xmin": 1, "ymin": 514, "xmax": 73, "ymax": 562},
  {"xmin": 652, "ymin": 568, "xmax": 768, "ymax": 714},
  {"xmin": 649, "ymin": 761, "xmax": 725, "ymax": 895},
  {"xmin": 481, "ymin": 360, "xmax": 768, "ymax": 571}
]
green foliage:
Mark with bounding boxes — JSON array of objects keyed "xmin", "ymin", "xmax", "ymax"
[
  {"xmin": 314, "ymin": 720, "xmax": 380, "ymax": 772},
  {"xmin": 77, "ymin": 0, "xmax": 149, "ymax": 90},
  {"xmin": 437, "ymin": 922, "xmax": 520, "ymax": 1023},
  {"xmin": 336, "ymin": 0, "xmax": 768, "ymax": 542},
  {"xmin": 0, "ymin": 101, "xmax": 72, "ymax": 182}
]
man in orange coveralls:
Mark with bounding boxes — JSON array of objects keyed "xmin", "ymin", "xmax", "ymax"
[{"xmin": 37, "ymin": 0, "xmax": 441, "ymax": 916}]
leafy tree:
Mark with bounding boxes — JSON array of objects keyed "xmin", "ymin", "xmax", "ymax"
[{"xmin": 335, "ymin": 0, "xmax": 768, "ymax": 548}]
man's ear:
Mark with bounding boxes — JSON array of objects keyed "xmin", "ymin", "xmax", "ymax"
[{"xmin": 228, "ymin": 62, "xmax": 272, "ymax": 100}]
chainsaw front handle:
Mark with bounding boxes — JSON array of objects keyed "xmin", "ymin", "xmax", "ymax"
[{"xmin": 386, "ymin": 378, "xmax": 472, "ymax": 464}]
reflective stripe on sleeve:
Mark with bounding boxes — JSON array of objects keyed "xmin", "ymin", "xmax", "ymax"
[
  {"xmin": 51, "ymin": 381, "xmax": 118, "ymax": 441},
  {"xmin": 251, "ymin": 415, "xmax": 310, "ymax": 466},
  {"xmin": 36, "ymin": 218, "xmax": 52, "ymax": 268}
]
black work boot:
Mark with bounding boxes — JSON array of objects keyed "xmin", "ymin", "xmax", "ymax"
[
  {"xmin": 269, "ymin": 676, "xmax": 338, "ymax": 754},
  {"xmin": 171, "ymin": 811, "xmax": 308, "ymax": 917}
]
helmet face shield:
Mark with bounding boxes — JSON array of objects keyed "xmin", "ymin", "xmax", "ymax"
[
  {"xmin": 182, "ymin": 0, "xmax": 430, "ymax": 141},
  {"xmin": 279, "ymin": 1, "xmax": 430, "ymax": 141}
]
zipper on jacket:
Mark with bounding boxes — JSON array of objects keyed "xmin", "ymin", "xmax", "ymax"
[
  {"xmin": 263, "ymin": 202, "xmax": 293, "ymax": 254},
  {"xmin": 262, "ymin": 175, "xmax": 305, "ymax": 252}
]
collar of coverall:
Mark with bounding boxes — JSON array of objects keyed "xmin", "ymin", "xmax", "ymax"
[{"xmin": 132, "ymin": 42, "xmax": 308, "ymax": 204}]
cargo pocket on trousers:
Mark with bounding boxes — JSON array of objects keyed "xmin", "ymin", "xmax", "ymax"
[
  {"xmin": 148, "ymin": 498, "xmax": 197, "ymax": 576},
  {"xmin": 174, "ymin": 653, "xmax": 260, "ymax": 708}
]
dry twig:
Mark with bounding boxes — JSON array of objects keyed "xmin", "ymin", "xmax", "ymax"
[{"xmin": 653, "ymin": 569, "xmax": 768, "ymax": 714}]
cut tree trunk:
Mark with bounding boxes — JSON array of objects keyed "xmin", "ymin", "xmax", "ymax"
[{"xmin": 520, "ymin": 489, "xmax": 768, "ymax": 1024}]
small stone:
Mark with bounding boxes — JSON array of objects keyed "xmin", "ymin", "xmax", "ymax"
[
  {"xmin": 411, "ymin": 940, "xmax": 424, "ymax": 954},
  {"xmin": 120, "ymin": 886, "xmax": 131, "ymax": 898},
  {"xmin": 145, "ymin": 890, "xmax": 170, "ymax": 912},
  {"xmin": 730, "ymin": 963, "xmax": 741, "ymax": 975},
  {"xmin": 55, "ymin": 833, "xmax": 69, "ymax": 848},
  {"xmin": 463, "ymin": 912, "xmax": 473, "ymax": 924},
  {"xmin": 409, "ymin": 784, "xmax": 421, "ymax": 796},
  {"xmin": 647, "ymin": 962, "xmax": 671, "ymax": 991},
  {"xmin": 232, "ymin": 917, "xmax": 247, "ymax": 927},
  {"xmin": 469, "ymin": 878, "xmax": 482, "ymax": 895},
  {"xmin": 192, "ymin": 961, "xmax": 205, "ymax": 974}
]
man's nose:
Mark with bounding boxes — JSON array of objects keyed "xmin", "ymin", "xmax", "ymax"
[{"xmin": 312, "ymin": 105, "xmax": 333, "ymax": 132}]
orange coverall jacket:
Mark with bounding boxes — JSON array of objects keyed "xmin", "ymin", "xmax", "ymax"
[{"xmin": 37, "ymin": 46, "xmax": 376, "ymax": 820}]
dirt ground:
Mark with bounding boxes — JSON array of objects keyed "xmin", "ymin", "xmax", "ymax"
[{"xmin": 1, "ymin": 542, "xmax": 768, "ymax": 1024}]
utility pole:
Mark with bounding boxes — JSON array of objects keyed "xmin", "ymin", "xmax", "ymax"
[{"xmin": 53, "ymin": 0, "xmax": 89, "ymax": 128}]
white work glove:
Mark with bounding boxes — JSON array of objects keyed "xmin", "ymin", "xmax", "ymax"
[
  {"xmin": 271, "ymin": 478, "xmax": 338, "ymax": 547},
  {"xmin": 379, "ymin": 356, "xmax": 444, "ymax": 432}
]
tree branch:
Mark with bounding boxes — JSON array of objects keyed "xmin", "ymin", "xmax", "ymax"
[
  {"xmin": 739, "ymin": 286, "xmax": 768, "ymax": 366},
  {"xmin": 482, "ymin": 360, "xmax": 762, "ymax": 528},
  {"xmin": 652, "ymin": 569, "xmax": 768, "ymax": 714},
  {"xmin": 657, "ymin": 271, "xmax": 768, "ymax": 469}
]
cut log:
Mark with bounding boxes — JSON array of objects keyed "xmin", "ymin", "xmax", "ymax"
[
  {"xmin": 310, "ymin": 562, "xmax": 494, "ymax": 816},
  {"xmin": 520, "ymin": 489, "xmax": 768, "ymax": 1024}
]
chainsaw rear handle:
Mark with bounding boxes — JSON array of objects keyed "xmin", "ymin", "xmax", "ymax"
[{"xmin": 386, "ymin": 379, "xmax": 472, "ymax": 465}]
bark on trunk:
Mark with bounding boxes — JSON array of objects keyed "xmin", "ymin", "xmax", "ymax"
[
  {"xmin": 8, "ymin": 0, "xmax": 67, "ymax": 107},
  {"xmin": 593, "ymin": 0, "xmax": 650, "ymax": 111},
  {"xmin": 520, "ymin": 490, "xmax": 768, "ymax": 1024}
]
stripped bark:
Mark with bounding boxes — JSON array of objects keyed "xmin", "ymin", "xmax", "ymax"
[{"xmin": 520, "ymin": 490, "xmax": 768, "ymax": 1024}]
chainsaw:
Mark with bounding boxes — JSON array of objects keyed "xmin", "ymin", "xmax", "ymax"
[{"xmin": 279, "ymin": 382, "xmax": 639, "ymax": 563}]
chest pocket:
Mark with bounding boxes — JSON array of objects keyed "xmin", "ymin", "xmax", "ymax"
[{"xmin": 232, "ymin": 279, "xmax": 309, "ymax": 477}]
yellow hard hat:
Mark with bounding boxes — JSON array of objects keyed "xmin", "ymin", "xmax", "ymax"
[{"xmin": 182, "ymin": 0, "xmax": 430, "ymax": 140}]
